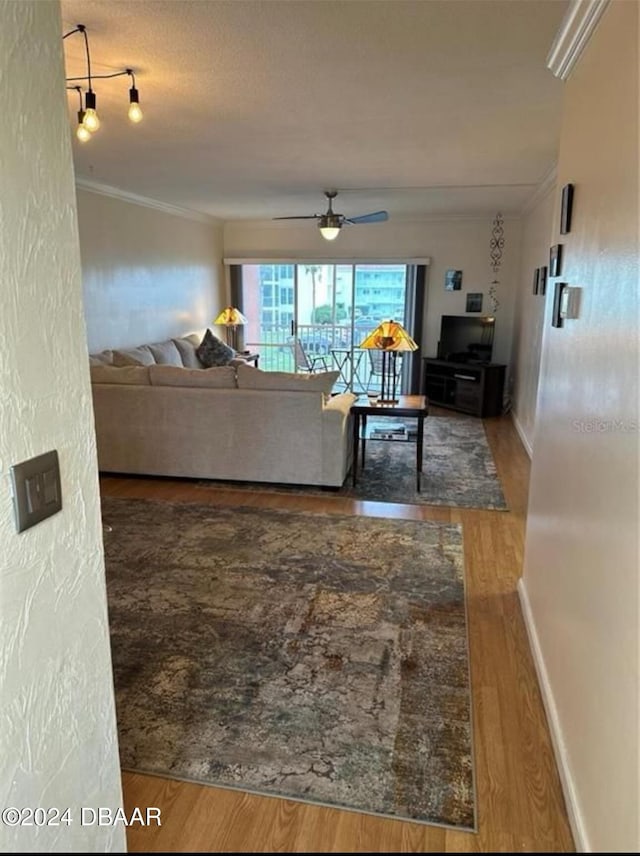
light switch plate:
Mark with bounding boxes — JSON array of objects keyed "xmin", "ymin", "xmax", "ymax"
[{"xmin": 10, "ymin": 450, "xmax": 62, "ymax": 533}]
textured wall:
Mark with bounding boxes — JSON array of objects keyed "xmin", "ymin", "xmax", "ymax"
[
  {"xmin": 224, "ymin": 217, "xmax": 522, "ymax": 370},
  {"xmin": 0, "ymin": 2, "xmax": 125, "ymax": 851},
  {"xmin": 522, "ymin": 1, "xmax": 639, "ymax": 850},
  {"xmin": 77, "ymin": 189, "xmax": 225, "ymax": 352},
  {"xmin": 510, "ymin": 183, "xmax": 556, "ymax": 454}
]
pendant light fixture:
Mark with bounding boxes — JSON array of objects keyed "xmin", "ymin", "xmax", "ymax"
[
  {"xmin": 74, "ymin": 87, "xmax": 92, "ymax": 143},
  {"xmin": 63, "ymin": 24, "xmax": 144, "ymax": 141},
  {"xmin": 128, "ymin": 71, "xmax": 143, "ymax": 123}
]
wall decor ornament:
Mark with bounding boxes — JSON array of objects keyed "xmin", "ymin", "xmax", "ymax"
[
  {"xmin": 488, "ymin": 212, "xmax": 504, "ymax": 313},
  {"xmin": 445, "ymin": 269, "xmax": 463, "ymax": 291}
]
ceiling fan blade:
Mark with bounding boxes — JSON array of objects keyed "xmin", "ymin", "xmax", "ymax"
[
  {"xmin": 273, "ymin": 214, "xmax": 320, "ymax": 220},
  {"xmin": 345, "ymin": 210, "xmax": 389, "ymax": 225}
]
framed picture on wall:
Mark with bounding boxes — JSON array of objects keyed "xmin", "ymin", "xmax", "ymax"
[
  {"xmin": 538, "ymin": 265, "xmax": 547, "ymax": 296},
  {"xmin": 549, "ymin": 244, "xmax": 563, "ymax": 277},
  {"xmin": 560, "ymin": 183, "xmax": 574, "ymax": 234},
  {"xmin": 466, "ymin": 292, "xmax": 483, "ymax": 312},
  {"xmin": 444, "ymin": 269, "xmax": 463, "ymax": 291},
  {"xmin": 533, "ymin": 268, "xmax": 540, "ymax": 294}
]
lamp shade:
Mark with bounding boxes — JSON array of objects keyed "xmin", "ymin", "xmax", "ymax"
[
  {"xmin": 213, "ymin": 306, "xmax": 247, "ymax": 326},
  {"xmin": 358, "ymin": 320, "xmax": 418, "ymax": 352}
]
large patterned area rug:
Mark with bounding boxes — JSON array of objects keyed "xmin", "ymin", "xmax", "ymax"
[
  {"xmin": 103, "ymin": 498, "xmax": 476, "ymax": 830},
  {"xmin": 197, "ymin": 415, "xmax": 507, "ymax": 510}
]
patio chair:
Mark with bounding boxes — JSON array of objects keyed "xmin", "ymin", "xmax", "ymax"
[{"xmin": 291, "ymin": 338, "xmax": 330, "ymax": 373}]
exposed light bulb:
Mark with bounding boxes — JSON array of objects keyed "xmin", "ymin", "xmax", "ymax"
[
  {"xmin": 83, "ymin": 90, "xmax": 100, "ymax": 132},
  {"xmin": 77, "ymin": 124, "xmax": 92, "ymax": 142},
  {"xmin": 82, "ymin": 108, "xmax": 100, "ymax": 132},
  {"xmin": 76, "ymin": 109, "xmax": 91, "ymax": 142},
  {"xmin": 128, "ymin": 102, "xmax": 143, "ymax": 123},
  {"xmin": 128, "ymin": 86, "xmax": 143, "ymax": 123}
]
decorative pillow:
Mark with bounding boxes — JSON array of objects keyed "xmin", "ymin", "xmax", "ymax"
[
  {"xmin": 90, "ymin": 365, "xmax": 151, "ymax": 385},
  {"xmin": 236, "ymin": 363, "xmax": 339, "ymax": 394},
  {"xmin": 147, "ymin": 339, "xmax": 183, "ymax": 366},
  {"xmin": 149, "ymin": 365, "xmax": 237, "ymax": 389},
  {"xmin": 172, "ymin": 336, "xmax": 204, "ymax": 369},
  {"xmin": 195, "ymin": 329, "xmax": 235, "ymax": 367},
  {"xmin": 112, "ymin": 345, "xmax": 155, "ymax": 367}
]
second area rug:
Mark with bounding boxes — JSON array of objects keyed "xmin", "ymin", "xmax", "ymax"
[{"xmin": 103, "ymin": 498, "xmax": 476, "ymax": 830}]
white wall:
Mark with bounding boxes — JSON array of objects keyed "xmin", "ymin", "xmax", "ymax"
[
  {"xmin": 224, "ymin": 216, "xmax": 522, "ymax": 371},
  {"xmin": 520, "ymin": 1, "xmax": 639, "ymax": 851},
  {"xmin": 78, "ymin": 188, "xmax": 225, "ymax": 352},
  {"xmin": 510, "ymin": 180, "xmax": 556, "ymax": 454},
  {"xmin": 0, "ymin": 2, "xmax": 125, "ymax": 851}
]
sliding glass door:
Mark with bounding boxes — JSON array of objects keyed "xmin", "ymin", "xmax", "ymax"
[{"xmin": 239, "ymin": 263, "xmax": 412, "ymax": 394}]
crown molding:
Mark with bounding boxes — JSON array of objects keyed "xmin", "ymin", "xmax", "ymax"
[
  {"xmin": 75, "ymin": 177, "xmax": 222, "ymax": 225},
  {"xmin": 547, "ymin": 0, "xmax": 610, "ymax": 80},
  {"xmin": 521, "ymin": 163, "xmax": 558, "ymax": 215}
]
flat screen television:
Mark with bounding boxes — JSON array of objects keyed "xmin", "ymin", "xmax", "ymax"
[{"xmin": 437, "ymin": 315, "xmax": 495, "ymax": 363}]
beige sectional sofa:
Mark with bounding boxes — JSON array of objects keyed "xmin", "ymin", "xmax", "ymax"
[{"xmin": 89, "ymin": 332, "xmax": 356, "ymax": 487}]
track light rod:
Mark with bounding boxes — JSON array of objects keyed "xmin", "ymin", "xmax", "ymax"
[
  {"xmin": 63, "ymin": 25, "xmax": 144, "ymax": 140},
  {"xmin": 66, "ymin": 69, "xmax": 135, "ymax": 83}
]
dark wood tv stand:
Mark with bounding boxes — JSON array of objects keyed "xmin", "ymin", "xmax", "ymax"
[{"xmin": 421, "ymin": 358, "xmax": 506, "ymax": 417}]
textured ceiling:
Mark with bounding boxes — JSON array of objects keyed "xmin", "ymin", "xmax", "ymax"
[{"xmin": 61, "ymin": 0, "xmax": 567, "ymax": 221}]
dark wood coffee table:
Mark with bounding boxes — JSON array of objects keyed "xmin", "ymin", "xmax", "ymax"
[{"xmin": 351, "ymin": 394, "xmax": 429, "ymax": 491}]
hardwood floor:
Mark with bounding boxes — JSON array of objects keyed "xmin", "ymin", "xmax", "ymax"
[{"xmin": 102, "ymin": 412, "xmax": 575, "ymax": 852}]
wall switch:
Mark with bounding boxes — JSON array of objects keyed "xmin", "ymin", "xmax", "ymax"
[{"xmin": 10, "ymin": 450, "xmax": 62, "ymax": 533}]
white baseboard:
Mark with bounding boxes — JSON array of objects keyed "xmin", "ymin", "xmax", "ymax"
[
  {"xmin": 517, "ymin": 578, "xmax": 589, "ymax": 851},
  {"xmin": 511, "ymin": 411, "xmax": 533, "ymax": 458}
]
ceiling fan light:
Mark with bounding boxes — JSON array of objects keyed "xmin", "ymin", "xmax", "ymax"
[
  {"xmin": 319, "ymin": 226, "xmax": 341, "ymax": 241},
  {"xmin": 318, "ymin": 213, "xmax": 341, "ymax": 241}
]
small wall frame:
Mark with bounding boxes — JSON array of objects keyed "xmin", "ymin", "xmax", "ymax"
[
  {"xmin": 549, "ymin": 244, "xmax": 563, "ymax": 277},
  {"xmin": 560, "ymin": 183, "xmax": 574, "ymax": 235},
  {"xmin": 466, "ymin": 292, "xmax": 483, "ymax": 312},
  {"xmin": 538, "ymin": 265, "xmax": 547, "ymax": 296},
  {"xmin": 445, "ymin": 269, "xmax": 462, "ymax": 291}
]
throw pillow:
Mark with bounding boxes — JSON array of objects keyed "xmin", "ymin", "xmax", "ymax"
[
  {"xmin": 196, "ymin": 329, "xmax": 235, "ymax": 367},
  {"xmin": 172, "ymin": 336, "xmax": 204, "ymax": 369},
  {"xmin": 112, "ymin": 345, "xmax": 155, "ymax": 366},
  {"xmin": 147, "ymin": 340, "xmax": 183, "ymax": 366}
]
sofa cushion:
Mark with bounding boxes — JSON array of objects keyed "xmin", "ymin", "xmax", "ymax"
[
  {"xmin": 89, "ymin": 349, "xmax": 114, "ymax": 365},
  {"xmin": 112, "ymin": 345, "xmax": 155, "ymax": 367},
  {"xmin": 172, "ymin": 336, "xmax": 204, "ymax": 369},
  {"xmin": 147, "ymin": 339, "xmax": 183, "ymax": 366},
  {"xmin": 236, "ymin": 363, "xmax": 339, "ymax": 394},
  {"xmin": 90, "ymin": 365, "xmax": 151, "ymax": 385},
  {"xmin": 149, "ymin": 364, "xmax": 237, "ymax": 389},
  {"xmin": 196, "ymin": 329, "xmax": 235, "ymax": 367}
]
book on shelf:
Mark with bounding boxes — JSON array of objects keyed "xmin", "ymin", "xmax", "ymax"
[{"xmin": 370, "ymin": 429, "xmax": 409, "ymax": 441}]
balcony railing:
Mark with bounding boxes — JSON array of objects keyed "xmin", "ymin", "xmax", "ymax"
[{"xmin": 245, "ymin": 323, "xmax": 405, "ymax": 395}]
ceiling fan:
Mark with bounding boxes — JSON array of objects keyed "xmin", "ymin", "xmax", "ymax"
[{"xmin": 273, "ymin": 191, "xmax": 388, "ymax": 241}]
